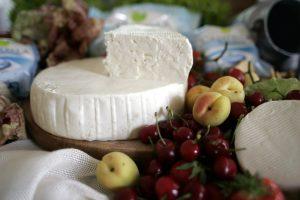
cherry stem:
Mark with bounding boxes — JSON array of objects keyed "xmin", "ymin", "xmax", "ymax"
[
  {"xmin": 148, "ymin": 136, "xmax": 154, "ymax": 148},
  {"xmin": 229, "ymin": 147, "xmax": 246, "ymax": 152},
  {"xmin": 166, "ymin": 106, "xmax": 177, "ymax": 130},
  {"xmin": 204, "ymin": 125, "xmax": 211, "ymax": 137},
  {"xmin": 213, "ymin": 41, "xmax": 228, "ymax": 62},
  {"xmin": 195, "ymin": 130, "xmax": 202, "ymax": 142},
  {"xmin": 247, "ymin": 61, "xmax": 255, "ymax": 84},
  {"xmin": 155, "ymin": 112, "xmax": 166, "ymax": 146}
]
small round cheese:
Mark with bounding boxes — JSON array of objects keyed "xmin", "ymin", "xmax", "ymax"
[
  {"xmin": 30, "ymin": 58, "xmax": 186, "ymax": 141},
  {"xmin": 235, "ymin": 100, "xmax": 300, "ymax": 190}
]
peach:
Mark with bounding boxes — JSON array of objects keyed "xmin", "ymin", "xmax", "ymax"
[
  {"xmin": 211, "ymin": 76, "xmax": 245, "ymax": 103},
  {"xmin": 186, "ymin": 85, "xmax": 210, "ymax": 111},
  {"xmin": 192, "ymin": 92, "xmax": 231, "ymax": 127}
]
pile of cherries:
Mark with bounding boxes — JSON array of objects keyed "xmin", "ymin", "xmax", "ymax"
[{"xmin": 113, "ymin": 55, "xmax": 297, "ymax": 199}]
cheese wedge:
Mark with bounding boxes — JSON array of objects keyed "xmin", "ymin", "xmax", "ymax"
[
  {"xmin": 235, "ymin": 100, "xmax": 300, "ymax": 190},
  {"xmin": 104, "ymin": 25, "xmax": 193, "ymax": 83}
]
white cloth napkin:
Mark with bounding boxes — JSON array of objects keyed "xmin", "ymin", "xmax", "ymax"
[{"xmin": 0, "ymin": 140, "xmax": 109, "ymax": 200}]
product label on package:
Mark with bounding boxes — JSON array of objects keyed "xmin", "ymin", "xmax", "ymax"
[{"xmin": 0, "ymin": 39, "xmax": 39, "ymax": 98}]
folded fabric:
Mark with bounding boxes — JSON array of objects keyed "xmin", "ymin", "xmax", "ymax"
[{"xmin": 0, "ymin": 140, "xmax": 108, "ymax": 200}]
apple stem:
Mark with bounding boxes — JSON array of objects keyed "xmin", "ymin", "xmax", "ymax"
[{"xmin": 155, "ymin": 112, "xmax": 166, "ymax": 146}]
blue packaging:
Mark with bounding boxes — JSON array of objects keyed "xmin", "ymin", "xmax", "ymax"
[
  {"xmin": 0, "ymin": 39, "xmax": 39, "ymax": 98},
  {"xmin": 187, "ymin": 25, "xmax": 273, "ymax": 77}
]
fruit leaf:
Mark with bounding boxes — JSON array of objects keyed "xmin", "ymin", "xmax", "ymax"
[
  {"xmin": 217, "ymin": 172, "xmax": 268, "ymax": 197},
  {"xmin": 176, "ymin": 162, "xmax": 195, "ymax": 170},
  {"xmin": 177, "ymin": 193, "xmax": 192, "ymax": 200},
  {"xmin": 190, "ymin": 165, "xmax": 202, "ymax": 179},
  {"xmin": 245, "ymin": 78, "xmax": 300, "ymax": 101}
]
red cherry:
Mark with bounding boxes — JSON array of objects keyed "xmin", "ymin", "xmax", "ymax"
[
  {"xmin": 285, "ymin": 90, "xmax": 300, "ymax": 100},
  {"xmin": 205, "ymin": 183, "xmax": 224, "ymax": 200},
  {"xmin": 229, "ymin": 191, "xmax": 254, "ymax": 200},
  {"xmin": 204, "ymin": 138, "xmax": 230, "ymax": 158},
  {"xmin": 213, "ymin": 156, "xmax": 237, "ymax": 180},
  {"xmin": 155, "ymin": 176, "xmax": 179, "ymax": 200},
  {"xmin": 139, "ymin": 175, "xmax": 156, "ymax": 199},
  {"xmin": 203, "ymin": 72, "xmax": 221, "ymax": 84},
  {"xmin": 188, "ymin": 72, "xmax": 198, "ymax": 89},
  {"xmin": 139, "ymin": 125, "xmax": 159, "ymax": 144},
  {"xmin": 228, "ymin": 68, "xmax": 245, "ymax": 85},
  {"xmin": 146, "ymin": 159, "xmax": 163, "ymax": 177},
  {"xmin": 159, "ymin": 120, "xmax": 182, "ymax": 138},
  {"xmin": 246, "ymin": 92, "xmax": 265, "ymax": 107},
  {"xmin": 114, "ymin": 188, "xmax": 137, "ymax": 200},
  {"xmin": 188, "ymin": 120, "xmax": 202, "ymax": 133},
  {"xmin": 183, "ymin": 180, "xmax": 206, "ymax": 200},
  {"xmin": 170, "ymin": 161, "xmax": 192, "ymax": 184},
  {"xmin": 173, "ymin": 127, "xmax": 195, "ymax": 144},
  {"xmin": 156, "ymin": 139, "xmax": 176, "ymax": 165},
  {"xmin": 182, "ymin": 114, "xmax": 202, "ymax": 133},
  {"xmin": 193, "ymin": 51, "xmax": 201, "ymax": 60},
  {"xmin": 204, "ymin": 127, "xmax": 224, "ymax": 141},
  {"xmin": 230, "ymin": 102, "xmax": 248, "ymax": 120},
  {"xmin": 180, "ymin": 139, "xmax": 200, "ymax": 162}
]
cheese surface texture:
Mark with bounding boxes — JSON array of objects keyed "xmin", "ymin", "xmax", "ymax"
[
  {"xmin": 235, "ymin": 100, "xmax": 300, "ymax": 190},
  {"xmin": 104, "ymin": 25, "xmax": 193, "ymax": 83},
  {"xmin": 30, "ymin": 58, "xmax": 186, "ymax": 141}
]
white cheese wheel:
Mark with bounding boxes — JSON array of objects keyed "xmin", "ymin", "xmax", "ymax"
[
  {"xmin": 30, "ymin": 58, "xmax": 186, "ymax": 141},
  {"xmin": 235, "ymin": 100, "xmax": 300, "ymax": 190},
  {"xmin": 104, "ymin": 25, "xmax": 193, "ymax": 83}
]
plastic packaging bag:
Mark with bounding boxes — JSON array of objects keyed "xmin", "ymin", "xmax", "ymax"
[
  {"xmin": 0, "ymin": 39, "xmax": 39, "ymax": 98},
  {"xmin": 187, "ymin": 24, "xmax": 273, "ymax": 77},
  {"xmin": 88, "ymin": 3, "xmax": 201, "ymax": 57}
]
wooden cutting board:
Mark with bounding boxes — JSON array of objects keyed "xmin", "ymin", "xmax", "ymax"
[{"xmin": 23, "ymin": 101, "xmax": 153, "ymax": 162}]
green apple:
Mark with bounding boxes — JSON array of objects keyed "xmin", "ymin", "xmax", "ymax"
[{"xmin": 96, "ymin": 152, "xmax": 139, "ymax": 191}]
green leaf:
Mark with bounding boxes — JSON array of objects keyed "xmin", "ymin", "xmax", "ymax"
[
  {"xmin": 176, "ymin": 162, "xmax": 195, "ymax": 170},
  {"xmin": 217, "ymin": 172, "xmax": 268, "ymax": 197},
  {"xmin": 177, "ymin": 193, "xmax": 192, "ymax": 200},
  {"xmin": 245, "ymin": 78, "xmax": 300, "ymax": 101},
  {"xmin": 131, "ymin": 11, "xmax": 147, "ymax": 22},
  {"xmin": 265, "ymin": 91, "xmax": 282, "ymax": 101},
  {"xmin": 190, "ymin": 165, "xmax": 201, "ymax": 179},
  {"xmin": 276, "ymin": 78, "xmax": 300, "ymax": 96}
]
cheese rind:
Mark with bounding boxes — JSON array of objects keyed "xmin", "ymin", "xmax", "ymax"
[
  {"xmin": 104, "ymin": 25, "xmax": 193, "ymax": 83},
  {"xmin": 30, "ymin": 58, "xmax": 186, "ymax": 141},
  {"xmin": 235, "ymin": 100, "xmax": 300, "ymax": 190}
]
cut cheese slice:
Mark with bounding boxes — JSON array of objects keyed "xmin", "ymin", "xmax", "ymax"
[
  {"xmin": 104, "ymin": 25, "xmax": 193, "ymax": 83},
  {"xmin": 30, "ymin": 58, "xmax": 186, "ymax": 141},
  {"xmin": 235, "ymin": 100, "xmax": 300, "ymax": 190}
]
